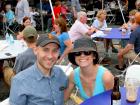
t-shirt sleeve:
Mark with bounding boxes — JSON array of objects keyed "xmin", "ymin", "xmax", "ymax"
[
  {"xmin": 13, "ymin": 54, "xmax": 23, "ymax": 74},
  {"xmin": 129, "ymin": 31, "xmax": 137, "ymax": 44},
  {"xmin": 62, "ymin": 32, "xmax": 70, "ymax": 42},
  {"xmin": 92, "ymin": 19, "xmax": 98, "ymax": 28}
]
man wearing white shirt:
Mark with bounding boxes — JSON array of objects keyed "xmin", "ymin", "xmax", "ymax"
[
  {"xmin": 15, "ymin": 0, "xmax": 30, "ymax": 24},
  {"xmin": 68, "ymin": 11, "xmax": 96, "ymax": 42}
]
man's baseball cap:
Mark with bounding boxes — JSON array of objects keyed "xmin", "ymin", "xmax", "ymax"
[
  {"xmin": 23, "ymin": 26, "xmax": 38, "ymax": 38},
  {"xmin": 36, "ymin": 34, "xmax": 60, "ymax": 47}
]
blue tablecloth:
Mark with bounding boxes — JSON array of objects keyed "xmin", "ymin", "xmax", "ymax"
[
  {"xmin": 81, "ymin": 87, "xmax": 140, "ymax": 105},
  {"xmin": 97, "ymin": 28, "xmax": 130, "ymax": 39}
]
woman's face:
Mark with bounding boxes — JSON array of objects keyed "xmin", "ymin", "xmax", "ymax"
[
  {"xmin": 53, "ymin": 23, "xmax": 60, "ymax": 32},
  {"xmin": 75, "ymin": 51, "xmax": 94, "ymax": 68},
  {"xmin": 23, "ymin": 19, "xmax": 31, "ymax": 27},
  {"xmin": 100, "ymin": 13, "xmax": 106, "ymax": 20}
]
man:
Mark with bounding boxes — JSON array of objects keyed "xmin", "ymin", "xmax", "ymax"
[
  {"xmin": 9, "ymin": 34, "xmax": 68, "ymax": 105},
  {"xmin": 15, "ymin": 0, "xmax": 30, "ymax": 24},
  {"xmin": 3, "ymin": 26, "xmax": 38, "ymax": 86},
  {"xmin": 68, "ymin": 11, "xmax": 96, "ymax": 42},
  {"xmin": 115, "ymin": 12, "xmax": 140, "ymax": 70}
]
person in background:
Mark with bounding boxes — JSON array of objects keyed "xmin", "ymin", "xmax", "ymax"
[
  {"xmin": 52, "ymin": 1, "xmax": 61, "ymax": 22},
  {"xmin": 71, "ymin": 0, "xmax": 81, "ymax": 19},
  {"xmin": 9, "ymin": 34, "xmax": 68, "ymax": 105},
  {"xmin": 92, "ymin": 9, "xmax": 118, "ymax": 53},
  {"xmin": 121, "ymin": 9, "xmax": 138, "ymax": 30},
  {"xmin": 3, "ymin": 26, "xmax": 38, "ymax": 86},
  {"xmin": 115, "ymin": 12, "xmax": 140, "ymax": 70},
  {"xmin": 120, "ymin": 9, "xmax": 138, "ymax": 48},
  {"xmin": 5, "ymin": 4, "xmax": 15, "ymax": 26},
  {"xmin": 51, "ymin": 17, "xmax": 73, "ymax": 64},
  {"xmin": 68, "ymin": 11, "xmax": 96, "ymax": 42},
  {"xmin": 17, "ymin": 16, "xmax": 32, "ymax": 40},
  {"xmin": 15, "ymin": 0, "xmax": 30, "ymax": 24},
  {"xmin": 64, "ymin": 37, "xmax": 114, "ymax": 101}
]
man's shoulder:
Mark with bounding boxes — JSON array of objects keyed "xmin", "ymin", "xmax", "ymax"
[
  {"xmin": 17, "ymin": 48, "xmax": 34, "ymax": 58},
  {"xmin": 53, "ymin": 66, "xmax": 67, "ymax": 77},
  {"xmin": 13, "ymin": 65, "xmax": 35, "ymax": 81}
]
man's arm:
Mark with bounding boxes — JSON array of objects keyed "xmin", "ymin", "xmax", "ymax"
[{"xmin": 10, "ymin": 77, "xmax": 27, "ymax": 105}]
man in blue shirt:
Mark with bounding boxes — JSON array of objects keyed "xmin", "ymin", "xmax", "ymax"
[{"xmin": 9, "ymin": 34, "xmax": 68, "ymax": 105}]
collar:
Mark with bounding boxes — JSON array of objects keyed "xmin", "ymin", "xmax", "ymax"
[{"xmin": 34, "ymin": 63, "xmax": 56, "ymax": 81}]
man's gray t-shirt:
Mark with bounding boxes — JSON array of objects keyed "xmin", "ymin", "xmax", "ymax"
[{"xmin": 13, "ymin": 48, "xmax": 36, "ymax": 73}]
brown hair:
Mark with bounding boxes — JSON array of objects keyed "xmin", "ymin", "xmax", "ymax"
[
  {"xmin": 23, "ymin": 16, "xmax": 31, "ymax": 23},
  {"xmin": 24, "ymin": 35, "xmax": 38, "ymax": 44},
  {"xmin": 54, "ymin": 17, "xmax": 67, "ymax": 33},
  {"xmin": 19, "ymin": 16, "xmax": 31, "ymax": 31},
  {"xmin": 55, "ymin": 1, "xmax": 61, "ymax": 6}
]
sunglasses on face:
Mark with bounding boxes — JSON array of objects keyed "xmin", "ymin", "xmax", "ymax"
[{"xmin": 74, "ymin": 51, "xmax": 92, "ymax": 56}]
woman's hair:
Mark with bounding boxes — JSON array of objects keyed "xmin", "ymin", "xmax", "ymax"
[
  {"xmin": 22, "ymin": 16, "xmax": 31, "ymax": 23},
  {"xmin": 54, "ymin": 17, "xmax": 67, "ymax": 33},
  {"xmin": 55, "ymin": 1, "xmax": 61, "ymax": 6},
  {"xmin": 129, "ymin": 9, "xmax": 138, "ymax": 16},
  {"xmin": 92, "ymin": 51, "xmax": 99, "ymax": 64},
  {"xmin": 96, "ymin": 9, "xmax": 107, "ymax": 19},
  {"xmin": 19, "ymin": 16, "xmax": 31, "ymax": 31}
]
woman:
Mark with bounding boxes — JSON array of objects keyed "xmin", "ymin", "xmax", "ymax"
[
  {"xmin": 64, "ymin": 37, "xmax": 114, "ymax": 100},
  {"xmin": 17, "ymin": 16, "xmax": 32, "ymax": 40},
  {"xmin": 92, "ymin": 9, "xmax": 118, "ymax": 53},
  {"xmin": 51, "ymin": 17, "xmax": 73, "ymax": 64}
]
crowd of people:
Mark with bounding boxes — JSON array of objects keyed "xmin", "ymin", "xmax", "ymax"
[{"xmin": 0, "ymin": 0, "xmax": 140, "ymax": 105}]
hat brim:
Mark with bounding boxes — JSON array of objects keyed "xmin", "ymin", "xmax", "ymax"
[
  {"xmin": 39, "ymin": 40, "xmax": 60, "ymax": 47},
  {"xmin": 71, "ymin": 47, "xmax": 96, "ymax": 53}
]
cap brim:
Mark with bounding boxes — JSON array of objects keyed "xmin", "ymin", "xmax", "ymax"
[{"xmin": 39, "ymin": 40, "xmax": 60, "ymax": 47}]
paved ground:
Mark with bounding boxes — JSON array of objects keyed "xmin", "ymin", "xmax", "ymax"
[{"xmin": 0, "ymin": 24, "xmax": 126, "ymax": 103}]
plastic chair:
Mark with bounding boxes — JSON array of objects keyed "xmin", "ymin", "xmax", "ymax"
[{"xmin": 125, "ymin": 65, "xmax": 140, "ymax": 81}]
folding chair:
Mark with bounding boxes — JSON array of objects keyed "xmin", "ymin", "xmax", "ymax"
[
  {"xmin": 87, "ymin": 11, "xmax": 95, "ymax": 25},
  {"xmin": 124, "ymin": 65, "xmax": 140, "ymax": 86},
  {"xmin": 65, "ymin": 12, "xmax": 73, "ymax": 27},
  {"xmin": 127, "ymin": 52, "xmax": 140, "ymax": 66},
  {"xmin": 105, "ymin": 2, "xmax": 116, "ymax": 24}
]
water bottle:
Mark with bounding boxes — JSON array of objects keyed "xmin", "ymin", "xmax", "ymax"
[
  {"xmin": 9, "ymin": 34, "xmax": 14, "ymax": 44},
  {"xmin": 5, "ymin": 33, "xmax": 10, "ymax": 44}
]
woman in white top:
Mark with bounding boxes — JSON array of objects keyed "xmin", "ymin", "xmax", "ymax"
[{"xmin": 92, "ymin": 9, "xmax": 118, "ymax": 53}]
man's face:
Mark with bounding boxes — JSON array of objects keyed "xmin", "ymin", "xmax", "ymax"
[
  {"xmin": 35, "ymin": 43, "xmax": 60, "ymax": 72},
  {"xmin": 81, "ymin": 15, "xmax": 87, "ymax": 23}
]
